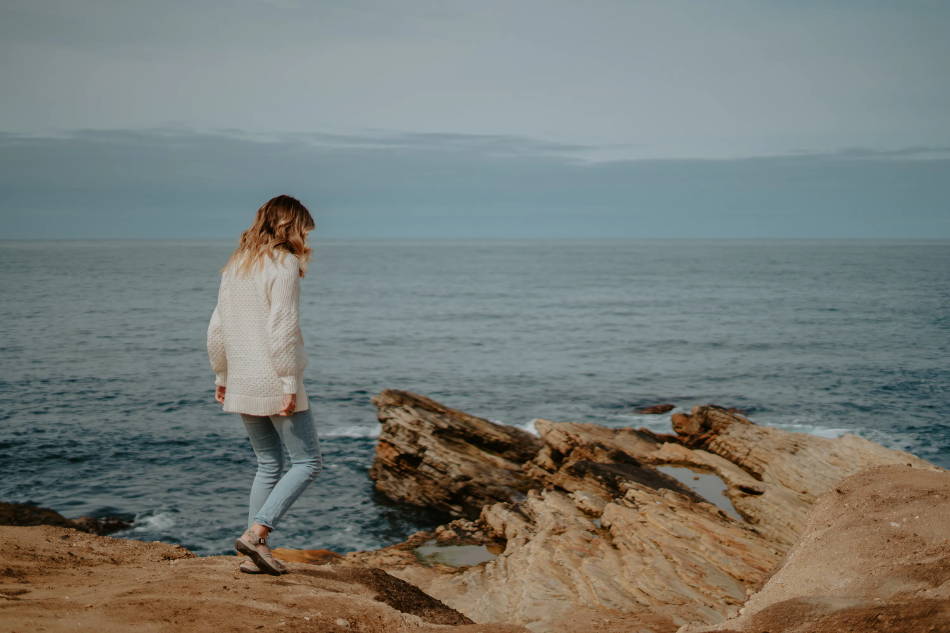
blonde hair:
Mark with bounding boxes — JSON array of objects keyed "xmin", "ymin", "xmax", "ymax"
[{"xmin": 222, "ymin": 195, "xmax": 316, "ymax": 278}]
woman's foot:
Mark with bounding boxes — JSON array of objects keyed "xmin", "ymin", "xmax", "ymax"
[
  {"xmin": 239, "ymin": 558, "xmax": 265, "ymax": 574},
  {"xmin": 234, "ymin": 527, "xmax": 286, "ymax": 575},
  {"xmin": 239, "ymin": 557, "xmax": 287, "ymax": 574}
]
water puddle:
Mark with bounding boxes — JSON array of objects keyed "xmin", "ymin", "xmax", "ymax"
[
  {"xmin": 654, "ymin": 465, "xmax": 742, "ymax": 521},
  {"xmin": 413, "ymin": 538, "xmax": 499, "ymax": 567}
]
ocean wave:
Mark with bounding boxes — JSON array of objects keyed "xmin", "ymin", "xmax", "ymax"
[
  {"xmin": 613, "ymin": 409, "xmax": 688, "ymax": 434},
  {"xmin": 322, "ymin": 425, "xmax": 381, "ymax": 438},
  {"xmin": 126, "ymin": 510, "xmax": 177, "ymax": 533},
  {"xmin": 771, "ymin": 422, "xmax": 850, "ymax": 438},
  {"xmin": 322, "ymin": 418, "xmax": 543, "ymax": 439},
  {"xmin": 613, "ymin": 409, "xmax": 857, "ymax": 441}
]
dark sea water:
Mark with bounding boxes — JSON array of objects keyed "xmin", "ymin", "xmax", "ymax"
[{"xmin": 1, "ymin": 239, "xmax": 948, "ymax": 556}]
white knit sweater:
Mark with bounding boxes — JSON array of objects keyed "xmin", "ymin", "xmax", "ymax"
[{"xmin": 207, "ymin": 250, "xmax": 309, "ymax": 415}]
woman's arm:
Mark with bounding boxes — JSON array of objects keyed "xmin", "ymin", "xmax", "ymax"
[
  {"xmin": 207, "ymin": 303, "xmax": 228, "ymax": 388},
  {"xmin": 266, "ymin": 253, "xmax": 302, "ymax": 396}
]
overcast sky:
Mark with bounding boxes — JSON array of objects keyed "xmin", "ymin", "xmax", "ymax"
[{"xmin": 2, "ymin": 0, "xmax": 948, "ymax": 238}]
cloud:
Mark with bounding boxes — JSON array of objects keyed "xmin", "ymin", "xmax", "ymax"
[
  {"xmin": 2, "ymin": 1, "xmax": 949, "ymax": 159},
  {"xmin": 1, "ymin": 128, "xmax": 948, "ymax": 239},
  {"xmin": 267, "ymin": 130, "xmax": 603, "ymax": 158}
]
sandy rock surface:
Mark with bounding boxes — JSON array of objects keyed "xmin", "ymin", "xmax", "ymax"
[
  {"xmin": 678, "ymin": 464, "xmax": 950, "ymax": 633},
  {"xmin": 0, "ymin": 525, "xmax": 528, "ymax": 633}
]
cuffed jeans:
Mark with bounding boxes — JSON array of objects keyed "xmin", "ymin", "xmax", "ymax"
[{"xmin": 239, "ymin": 408, "xmax": 322, "ymax": 532}]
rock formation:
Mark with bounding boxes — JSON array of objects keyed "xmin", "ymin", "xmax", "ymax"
[
  {"xmin": 533, "ymin": 404, "xmax": 936, "ymax": 547},
  {"xmin": 635, "ymin": 403, "xmax": 676, "ymax": 414},
  {"xmin": 369, "ymin": 389, "xmax": 543, "ymax": 518},
  {"xmin": 0, "ymin": 524, "xmax": 529, "ymax": 633},
  {"xmin": 0, "ymin": 500, "xmax": 132, "ymax": 535},
  {"xmin": 358, "ymin": 391, "xmax": 943, "ymax": 633},
  {"xmin": 678, "ymin": 464, "xmax": 950, "ymax": 633}
]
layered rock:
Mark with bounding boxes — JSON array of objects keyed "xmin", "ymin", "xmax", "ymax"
[
  {"xmin": 369, "ymin": 389, "xmax": 543, "ymax": 518},
  {"xmin": 679, "ymin": 464, "xmax": 950, "ymax": 633},
  {"xmin": 534, "ymin": 404, "xmax": 937, "ymax": 547},
  {"xmin": 360, "ymin": 391, "xmax": 943, "ymax": 633}
]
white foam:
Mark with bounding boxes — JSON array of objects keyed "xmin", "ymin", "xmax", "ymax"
[
  {"xmin": 129, "ymin": 511, "xmax": 176, "ymax": 532},
  {"xmin": 502, "ymin": 418, "xmax": 541, "ymax": 437},
  {"xmin": 323, "ymin": 424, "xmax": 381, "ymax": 438},
  {"xmin": 762, "ymin": 415, "xmax": 853, "ymax": 439},
  {"xmin": 322, "ymin": 413, "xmax": 869, "ymax": 451},
  {"xmin": 613, "ymin": 409, "xmax": 687, "ymax": 434},
  {"xmin": 323, "ymin": 418, "xmax": 538, "ymax": 439},
  {"xmin": 776, "ymin": 424, "xmax": 850, "ymax": 439},
  {"xmin": 618, "ymin": 410, "xmax": 857, "ymax": 441}
]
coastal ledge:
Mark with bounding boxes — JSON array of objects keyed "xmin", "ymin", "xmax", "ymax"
[
  {"xmin": 350, "ymin": 389, "xmax": 947, "ymax": 633},
  {"xmin": 0, "ymin": 523, "xmax": 529, "ymax": 633}
]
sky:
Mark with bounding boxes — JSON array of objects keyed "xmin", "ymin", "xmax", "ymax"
[{"xmin": 1, "ymin": 0, "xmax": 948, "ymax": 238}]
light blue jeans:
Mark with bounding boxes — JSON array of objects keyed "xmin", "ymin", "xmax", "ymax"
[{"xmin": 239, "ymin": 408, "xmax": 323, "ymax": 532}]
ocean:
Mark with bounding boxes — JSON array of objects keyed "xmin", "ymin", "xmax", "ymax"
[{"xmin": 1, "ymin": 239, "xmax": 948, "ymax": 556}]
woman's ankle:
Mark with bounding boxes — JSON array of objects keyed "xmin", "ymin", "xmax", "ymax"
[{"xmin": 251, "ymin": 523, "xmax": 271, "ymax": 539}]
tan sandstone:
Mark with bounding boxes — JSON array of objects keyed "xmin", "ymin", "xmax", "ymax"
[
  {"xmin": 678, "ymin": 464, "xmax": 950, "ymax": 633},
  {"xmin": 347, "ymin": 391, "xmax": 943, "ymax": 633}
]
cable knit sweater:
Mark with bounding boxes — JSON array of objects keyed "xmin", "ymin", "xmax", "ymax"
[{"xmin": 207, "ymin": 249, "xmax": 309, "ymax": 415}]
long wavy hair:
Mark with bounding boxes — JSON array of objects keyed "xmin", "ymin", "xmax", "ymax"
[{"xmin": 222, "ymin": 195, "xmax": 316, "ymax": 279}]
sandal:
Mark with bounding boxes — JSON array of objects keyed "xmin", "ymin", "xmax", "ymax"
[
  {"xmin": 239, "ymin": 558, "xmax": 288, "ymax": 574},
  {"xmin": 239, "ymin": 558, "xmax": 265, "ymax": 574},
  {"xmin": 234, "ymin": 528, "xmax": 287, "ymax": 575}
]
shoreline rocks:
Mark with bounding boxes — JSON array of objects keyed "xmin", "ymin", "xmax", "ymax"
[
  {"xmin": 635, "ymin": 403, "xmax": 676, "ymax": 414},
  {"xmin": 360, "ymin": 390, "xmax": 944, "ymax": 633},
  {"xmin": 0, "ymin": 501, "xmax": 133, "ymax": 536},
  {"xmin": 369, "ymin": 389, "xmax": 543, "ymax": 519}
]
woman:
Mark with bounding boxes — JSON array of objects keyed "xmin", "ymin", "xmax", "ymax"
[{"xmin": 206, "ymin": 194, "xmax": 323, "ymax": 576}]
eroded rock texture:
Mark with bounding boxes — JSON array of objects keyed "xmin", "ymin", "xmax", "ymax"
[
  {"xmin": 535, "ymin": 404, "xmax": 936, "ymax": 547},
  {"xmin": 369, "ymin": 389, "xmax": 543, "ymax": 518},
  {"xmin": 359, "ymin": 392, "xmax": 942, "ymax": 633},
  {"xmin": 678, "ymin": 464, "xmax": 950, "ymax": 633}
]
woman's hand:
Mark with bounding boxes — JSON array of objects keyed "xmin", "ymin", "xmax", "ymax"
[
  {"xmin": 215, "ymin": 385, "xmax": 226, "ymax": 404},
  {"xmin": 278, "ymin": 393, "xmax": 296, "ymax": 417}
]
